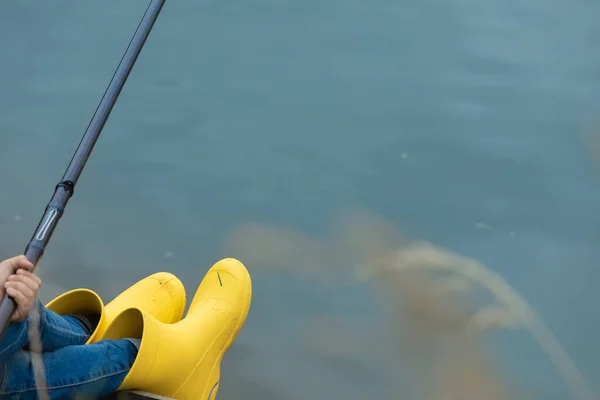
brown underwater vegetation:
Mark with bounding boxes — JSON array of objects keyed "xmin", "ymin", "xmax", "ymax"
[{"xmin": 224, "ymin": 209, "xmax": 595, "ymax": 400}]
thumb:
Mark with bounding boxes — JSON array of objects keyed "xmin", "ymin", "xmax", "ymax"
[
  {"xmin": 4, "ymin": 256, "xmax": 34, "ymax": 273},
  {"xmin": 10, "ymin": 308, "xmax": 23, "ymax": 323}
]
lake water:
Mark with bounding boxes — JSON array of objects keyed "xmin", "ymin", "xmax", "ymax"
[{"xmin": 1, "ymin": 0, "xmax": 600, "ymax": 399}]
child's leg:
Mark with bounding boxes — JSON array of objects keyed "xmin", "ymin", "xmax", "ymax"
[
  {"xmin": 0, "ymin": 315, "xmax": 31, "ymax": 370},
  {"xmin": 0, "ymin": 301, "xmax": 92, "ymax": 367},
  {"xmin": 35, "ymin": 301, "xmax": 93, "ymax": 351},
  {"xmin": 0, "ymin": 338, "xmax": 139, "ymax": 399}
]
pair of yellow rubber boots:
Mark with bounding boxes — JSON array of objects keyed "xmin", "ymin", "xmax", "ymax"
[{"xmin": 46, "ymin": 258, "xmax": 252, "ymax": 399}]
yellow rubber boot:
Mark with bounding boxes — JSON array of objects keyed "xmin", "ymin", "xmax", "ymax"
[
  {"xmin": 46, "ymin": 272, "xmax": 186, "ymax": 344},
  {"xmin": 102, "ymin": 258, "xmax": 252, "ymax": 399},
  {"xmin": 45, "ymin": 289, "xmax": 106, "ymax": 343}
]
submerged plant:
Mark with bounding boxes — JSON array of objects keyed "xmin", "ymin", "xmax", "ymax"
[{"xmin": 360, "ymin": 240, "xmax": 595, "ymax": 400}]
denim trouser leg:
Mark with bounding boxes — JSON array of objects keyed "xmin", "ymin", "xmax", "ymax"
[
  {"xmin": 0, "ymin": 301, "xmax": 90, "ymax": 368},
  {"xmin": 0, "ymin": 339, "xmax": 137, "ymax": 399},
  {"xmin": 0, "ymin": 302, "xmax": 138, "ymax": 399}
]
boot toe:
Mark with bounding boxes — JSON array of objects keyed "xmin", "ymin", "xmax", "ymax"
[
  {"xmin": 189, "ymin": 258, "xmax": 252, "ymax": 315},
  {"xmin": 94, "ymin": 272, "xmax": 186, "ymax": 341}
]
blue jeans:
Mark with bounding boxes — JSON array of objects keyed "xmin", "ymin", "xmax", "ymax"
[{"xmin": 0, "ymin": 302, "xmax": 138, "ymax": 399}]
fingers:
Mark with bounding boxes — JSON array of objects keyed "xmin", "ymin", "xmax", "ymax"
[
  {"xmin": 5, "ymin": 280, "xmax": 34, "ymax": 301},
  {"xmin": 5, "ymin": 284, "xmax": 32, "ymax": 310},
  {"xmin": 1, "ymin": 255, "xmax": 34, "ymax": 273},
  {"xmin": 4, "ymin": 269, "xmax": 42, "ymax": 323},
  {"xmin": 8, "ymin": 271, "xmax": 41, "ymax": 293}
]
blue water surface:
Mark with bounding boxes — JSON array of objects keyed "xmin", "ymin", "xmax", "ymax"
[{"xmin": 1, "ymin": 0, "xmax": 600, "ymax": 398}]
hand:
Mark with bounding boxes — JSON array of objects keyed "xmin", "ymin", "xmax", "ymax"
[{"xmin": 0, "ymin": 256, "xmax": 42, "ymax": 322}]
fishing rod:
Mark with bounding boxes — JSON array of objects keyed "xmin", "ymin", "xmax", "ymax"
[{"xmin": 0, "ymin": 0, "xmax": 166, "ymax": 338}]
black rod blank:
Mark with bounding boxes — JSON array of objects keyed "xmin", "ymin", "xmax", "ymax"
[{"xmin": 0, "ymin": 0, "xmax": 166, "ymax": 338}]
